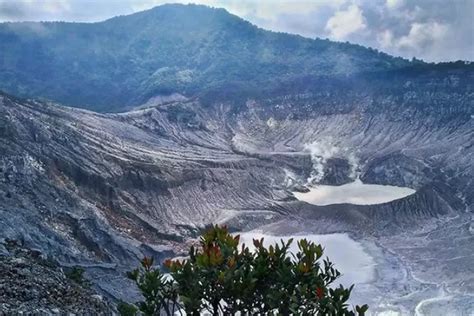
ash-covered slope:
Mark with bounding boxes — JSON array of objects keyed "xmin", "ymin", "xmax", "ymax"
[
  {"xmin": 1, "ymin": 59, "xmax": 473, "ymax": 306},
  {"xmin": 1, "ymin": 91, "xmax": 299, "ymax": 266}
]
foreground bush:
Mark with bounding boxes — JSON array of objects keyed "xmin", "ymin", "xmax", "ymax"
[{"xmin": 122, "ymin": 225, "xmax": 368, "ymax": 315}]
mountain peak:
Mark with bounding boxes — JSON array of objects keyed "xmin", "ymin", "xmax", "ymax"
[
  {"xmin": 105, "ymin": 3, "xmax": 245, "ymax": 28},
  {"xmin": 0, "ymin": 4, "xmax": 412, "ymax": 111}
]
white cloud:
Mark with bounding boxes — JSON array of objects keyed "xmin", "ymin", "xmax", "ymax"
[
  {"xmin": 386, "ymin": 0, "xmax": 404, "ymax": 9},
  {"xmin": 377, "ymin": 29, "xmax": 394, "ymax": 48},
  {"xmin": 377, "ymin": 21, "xmax": 453, "ymax": 60},
  {"xmin": 380, "ymin": 22, "xmax": 447, "ymax": 49},
  {"xmin": 0, "ymin": 0, "xmax": 71, "ymax": 21},
  {"xmin": 397, "ymin": 22, "xmax": 449, "ymax": 50},
  {"xmin": 325, "ymin": 4, "xmax": 367, "ymax": 40},
  {"xmin": 41, "ymin": 1, "xmax": 71, "ymax": 14}
]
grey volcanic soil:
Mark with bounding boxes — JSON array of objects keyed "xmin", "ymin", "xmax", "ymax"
[
  {"xmin": 0, "ymin": 239, "xmax": 112, "ymax": 314},
  {"xmin": 0, "ymin": 75, "xmax": 473, "ymax": 313}
]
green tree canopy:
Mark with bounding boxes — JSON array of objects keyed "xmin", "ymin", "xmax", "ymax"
[{"xmin": 123, "ymin": 225, "xmax": 368, "ymax": 315}]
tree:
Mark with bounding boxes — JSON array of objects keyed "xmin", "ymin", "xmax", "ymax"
[
  {"xmin": 121, "ymin": 225, "xmax": 368, "ymax": 315},
  {"xmin": 125, "ymin": 257, "xmax": 179, "ymax": 315}
]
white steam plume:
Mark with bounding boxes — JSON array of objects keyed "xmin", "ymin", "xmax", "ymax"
[{"xmin": 303, "ymin": 140, "xmax": 359, "ymax": 184}]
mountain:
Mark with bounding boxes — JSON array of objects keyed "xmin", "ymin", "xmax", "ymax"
[
  {"xmin": 0, "ymin": 4, "xmax": 411, "ymax": 111},
  {"xmin": 0, "ymin": 3, "xmax": 473, "ymax": 314},
  {"xmin": 1, "ymin": 60, "xmax": 473, "ymax": 311}
]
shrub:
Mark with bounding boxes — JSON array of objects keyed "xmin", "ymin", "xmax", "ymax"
[
  {"xmin": 117, "ymin": 301, "xmax": 139, "ymax": 316},
  {"xmin": 65, "ymin": 266, "xmax": 87, "ymax": 286},
  {"xmin": 122, "ymin": 225, "xmax": 368, "ymax": 315},
  {"xmin": 124, "ymin": 257, "xmax": 179, "ymax": 315}
]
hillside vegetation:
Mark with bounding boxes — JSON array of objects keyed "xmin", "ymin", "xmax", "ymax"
[
  {"xmin": 0, "ymin": 4, "xmax": 411, "ymax": 111},
  {"xmin": 120, "ymin": 225, "xmax": 368, "ymax": 315}
]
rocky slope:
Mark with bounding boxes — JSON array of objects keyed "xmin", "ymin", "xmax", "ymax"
[
  {"xmin": 0, "ymin": 239, "xmax": 112, "ymax": 314},
  {"xmin": 0, "ymin": 60, "xmax": 472, "ymax": 310}
]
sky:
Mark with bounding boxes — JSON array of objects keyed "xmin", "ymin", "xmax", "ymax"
[{"xmin": 0, "ymin": 0, "xmax": 472, "ymax": 62}]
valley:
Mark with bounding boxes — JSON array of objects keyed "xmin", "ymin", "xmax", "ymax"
[
  {"xmin": 1, "ymin": 80, "xmax": 472, "ymax": 313},
  {"xmin": 0, "ymin": 4, "xmax": 472, "ymax": 314}
]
